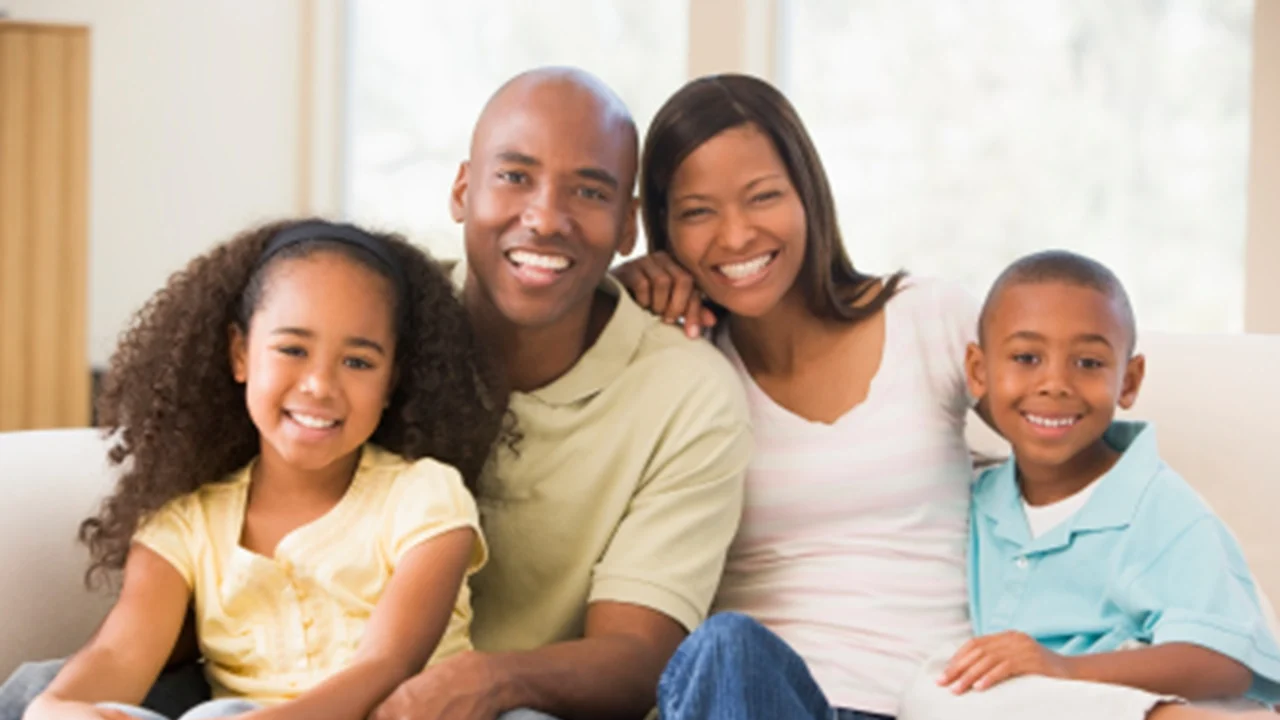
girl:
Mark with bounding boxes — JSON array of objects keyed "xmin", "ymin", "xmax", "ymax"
[{"xmin": 26, "ymin": 219, "xmax": 506, "ymax": 720}]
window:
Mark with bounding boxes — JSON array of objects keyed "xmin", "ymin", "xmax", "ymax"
[
  {"xmin": 778, "ymin": 1, "xmax": 1254, "ymax": 332},
  {"xmin": 345, "ymin": 1, "xmax": 689, "ymax": 259}
]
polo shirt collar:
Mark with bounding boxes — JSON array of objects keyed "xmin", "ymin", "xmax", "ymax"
[
  {"xmin": 974, "ymin": 421, "xmax": 1163, "ymax": 551},
  {"xmin": 450, "ymin": 261, "xmax": 647, "ymax": 407}
]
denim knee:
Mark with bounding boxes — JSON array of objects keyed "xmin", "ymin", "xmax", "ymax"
[{"xmin": 685, "ymin": 612, "xmax": 773, "ymax": 656}]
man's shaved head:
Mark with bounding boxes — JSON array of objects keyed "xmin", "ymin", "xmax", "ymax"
[{"xmin": 471, "ymin": 67, "xmax": 638, "ymax": 171}]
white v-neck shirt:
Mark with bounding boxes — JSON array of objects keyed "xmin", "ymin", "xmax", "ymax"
[{"xmin": 712, "ymin": 277, "xmax": 978, "ymax": 716}]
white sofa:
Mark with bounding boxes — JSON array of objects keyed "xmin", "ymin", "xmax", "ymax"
[{"xmin": 1, "ymin": 333, "xmax": 1277, "ymax": 682}]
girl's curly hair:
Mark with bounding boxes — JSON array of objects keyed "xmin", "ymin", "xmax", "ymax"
[{"xmin": 80, "ymin": 218, "xmax": 507, "ymax": 588}]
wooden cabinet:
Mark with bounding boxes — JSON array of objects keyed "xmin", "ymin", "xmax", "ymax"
[{"xmin": 0, "ymin": 22, "xmax": 90, "ymax": 430}]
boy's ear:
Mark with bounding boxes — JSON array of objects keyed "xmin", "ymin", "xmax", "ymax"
[
  {"xmin": 1118, "ymin": 353, "xmax": 1146, "ymax": 410},
  {"xmin": 964, "ymin": 341, "xmax": 988, "ymax": 402},
  {"xmin": 449, "ymin": 161, "xmax": 470, "ymax": 224},
  {"xmin": 229, "ymin": 323, "xmax": 248, "ymax": 383}
]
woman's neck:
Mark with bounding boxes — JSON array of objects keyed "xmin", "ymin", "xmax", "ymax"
[{"xmin": 728, "ymin": 285, "xmax": 852, "ymax": 377}]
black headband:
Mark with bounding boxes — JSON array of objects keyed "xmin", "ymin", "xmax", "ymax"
[{"xmin": 257, "ymin": 220, "xmax": 408, "ymax": 300}]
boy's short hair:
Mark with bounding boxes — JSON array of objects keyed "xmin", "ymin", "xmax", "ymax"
[{"xmin": 979, "ymin": 250, "xmax": 1137, "ymax": 355}]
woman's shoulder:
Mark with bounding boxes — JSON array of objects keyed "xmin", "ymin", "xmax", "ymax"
[{"xmin": 892, "ymin": 275, "xmax": 979, "ymax": 313}]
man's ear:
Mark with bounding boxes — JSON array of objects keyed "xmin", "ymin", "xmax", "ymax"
[
  {"xmin": 449, "ymin": 161, "xmax": 470, "ymax": 223},
  {"xmin": 616, "ymin": 196, "xmax": 639, "ymax": 257},
  {"xmin": 964, "ymin": 342, "xmax": 988, "ymax": 403},
  {"xmin": 229, "ymin": 323, "xmax": 248, "ymax": 383},
  {"xmin": 1118, "ymin": 353, "xmax": 1146, "ymax": 410}
]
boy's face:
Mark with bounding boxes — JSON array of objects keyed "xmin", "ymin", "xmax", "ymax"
[{"xmin": 966, "ymin": 281, "xmax": 1145, "ymax": 471}]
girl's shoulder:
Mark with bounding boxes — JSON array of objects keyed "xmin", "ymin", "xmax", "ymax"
[{"xmin": 360, "ymin": 445, "xmax": 472, "ymax": 503}]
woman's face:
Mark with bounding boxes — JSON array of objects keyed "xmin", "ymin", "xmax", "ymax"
[{"xmin": 664, "ymin": 123, "xmax": 808, "ymax": 319}]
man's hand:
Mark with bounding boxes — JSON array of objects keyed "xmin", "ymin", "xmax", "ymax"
[
  {"xmin": 938, "ymin": 631, "xmax": 1073, "ymax": 694},
  {"xmin": 370, "ymin": 652, "xmax": 504, "ymax": 720}
]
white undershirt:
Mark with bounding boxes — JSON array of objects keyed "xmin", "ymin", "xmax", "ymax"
[{"xmin": 1022, "ymin": 483, "xmax": 1097, "ymax": 538}]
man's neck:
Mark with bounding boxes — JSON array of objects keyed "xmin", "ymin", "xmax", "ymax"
[{"xmin": 463, "ymin": 282, "xmax": 615, "ymax": 393}]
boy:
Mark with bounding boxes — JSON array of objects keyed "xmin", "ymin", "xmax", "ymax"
[{"xmin": 900, "ymin": 250, "xmax": 1280, "ymax": 720}]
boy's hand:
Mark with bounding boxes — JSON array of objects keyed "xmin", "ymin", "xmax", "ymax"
[{"xmin": 938, "ymin": 631, "xmax": 1073, "ymax": 693}]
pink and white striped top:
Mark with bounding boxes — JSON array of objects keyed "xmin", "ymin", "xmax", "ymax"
[{"xmin": 712, "ymin": 277, "xmax": 979, "ymax": 716}]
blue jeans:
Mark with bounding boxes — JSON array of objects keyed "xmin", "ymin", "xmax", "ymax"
[
  {"xmin": 0, "ymin": 660, "xmax": 559, "ymax": 720},
  {"xmin": 658, "ymin": 612, "xmax": 894, "ymax": 720}
]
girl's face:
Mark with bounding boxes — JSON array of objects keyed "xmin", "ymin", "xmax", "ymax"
[
  {"xmin": 231, "ymin": 251, "xmax": 397, "ymax": 474},
  {"xmin": 664, "ymin": 123, "xmax": 808, "ymax": 319}
]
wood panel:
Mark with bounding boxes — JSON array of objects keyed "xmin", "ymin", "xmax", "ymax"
[{"xmin": 0, "ymin": 23, "xmax": 90, "ymax": 431}]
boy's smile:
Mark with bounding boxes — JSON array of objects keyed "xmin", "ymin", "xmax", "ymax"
[{"xmin": 967, "ymin": 281, "xmax": 1145, "ymax": 504}]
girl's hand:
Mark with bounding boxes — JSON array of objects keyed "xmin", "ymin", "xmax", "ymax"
[
  {"xmin": 937, "ymin": 631, "xmax": 1073, "ymax": 693},
  {"xmin": 612, "ymin": 253, "xmax": 717, "ymax": 338}
]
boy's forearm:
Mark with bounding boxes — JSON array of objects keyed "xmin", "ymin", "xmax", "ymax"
[
  {"xmin": 486, "ymin": 634, "xmax": 671, "ymax": 720},
  {"xmin": 1064, "ymin": 642, "xmax": 1253, "ymax": 700}
]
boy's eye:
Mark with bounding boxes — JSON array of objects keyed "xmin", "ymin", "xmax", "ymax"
[
  {"xmin": 1012, "ymin": 353, "xmax": 1039, "ymax": 365},
  {"xmin": 1077, "ymin": 357, "xmax": 1106, "ymax": 370},
  {"xmin": 344, "ymin": 357, "xmax": 374, "ymax": 371}
]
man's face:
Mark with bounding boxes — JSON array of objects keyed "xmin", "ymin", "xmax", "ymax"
[{"xmin": 453, "ymin": 82, "xmax": 638, "ymax": 329}]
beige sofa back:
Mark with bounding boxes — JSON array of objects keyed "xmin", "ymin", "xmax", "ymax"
[{"xmin": 0, "ymin": 333, "xmax": 1276, "ymax": 680}]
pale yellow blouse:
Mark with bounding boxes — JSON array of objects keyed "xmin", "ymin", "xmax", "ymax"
[{"xmin": 133, "ymin": 445, "xmax": 485, "ymax": 705}]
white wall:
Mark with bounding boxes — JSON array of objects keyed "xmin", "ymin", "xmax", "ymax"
[{"xmin": 4, "ymin": 1, "xmax": 302, "ymax": 365}]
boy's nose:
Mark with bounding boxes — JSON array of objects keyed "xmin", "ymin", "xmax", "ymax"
[{"xmin": 1034, "ymin": 363, "xmax": 1072, "ymax": 397}]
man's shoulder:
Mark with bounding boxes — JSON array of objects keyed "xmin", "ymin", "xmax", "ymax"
[{"xmin": 624, "ymin": 320, "xmax": 748, "ymax": 414}]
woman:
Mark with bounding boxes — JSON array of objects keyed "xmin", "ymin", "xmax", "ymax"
[{"xmin": 615, "ymin": 74, "xmax": 982, "ymax": 720}]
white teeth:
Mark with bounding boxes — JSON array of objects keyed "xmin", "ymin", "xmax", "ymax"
[
  {"xmin": 1025, "ymin": 414, "xmax": 1077, "ymax": 429},
  {"xmin": 718, "ymin": 253, "xmax": 774, "ymax": 280},
  {"xmin": 508, "ymin": 249, "xmax": 571, "ymax": 271},
  {"xmin": 291, "ymin": 412, "xmax": 338, "ymax": 429}
]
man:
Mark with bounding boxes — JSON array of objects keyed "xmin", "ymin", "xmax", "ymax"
[{"xmin": 1, "ymin": 68, "xmax": 750, "ymax": 720}]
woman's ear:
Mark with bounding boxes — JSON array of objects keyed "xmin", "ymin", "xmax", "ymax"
[{"xmin": 229, "ymin": 323, "xmax": 248, "ymax": 383}]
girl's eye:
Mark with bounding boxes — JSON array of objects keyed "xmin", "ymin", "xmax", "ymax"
[
  {"xmin": 277, "ymin": 346, "xmax": 306, "ymax": 358},
  {"xmin": 344, "ymin": 357, "xmax": 374, "ymax": 371}
]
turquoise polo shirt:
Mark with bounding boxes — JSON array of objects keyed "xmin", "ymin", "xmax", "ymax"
[{"xmin": 970, "ymin": 421, "xmax": 1280, "ymax": 704}]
